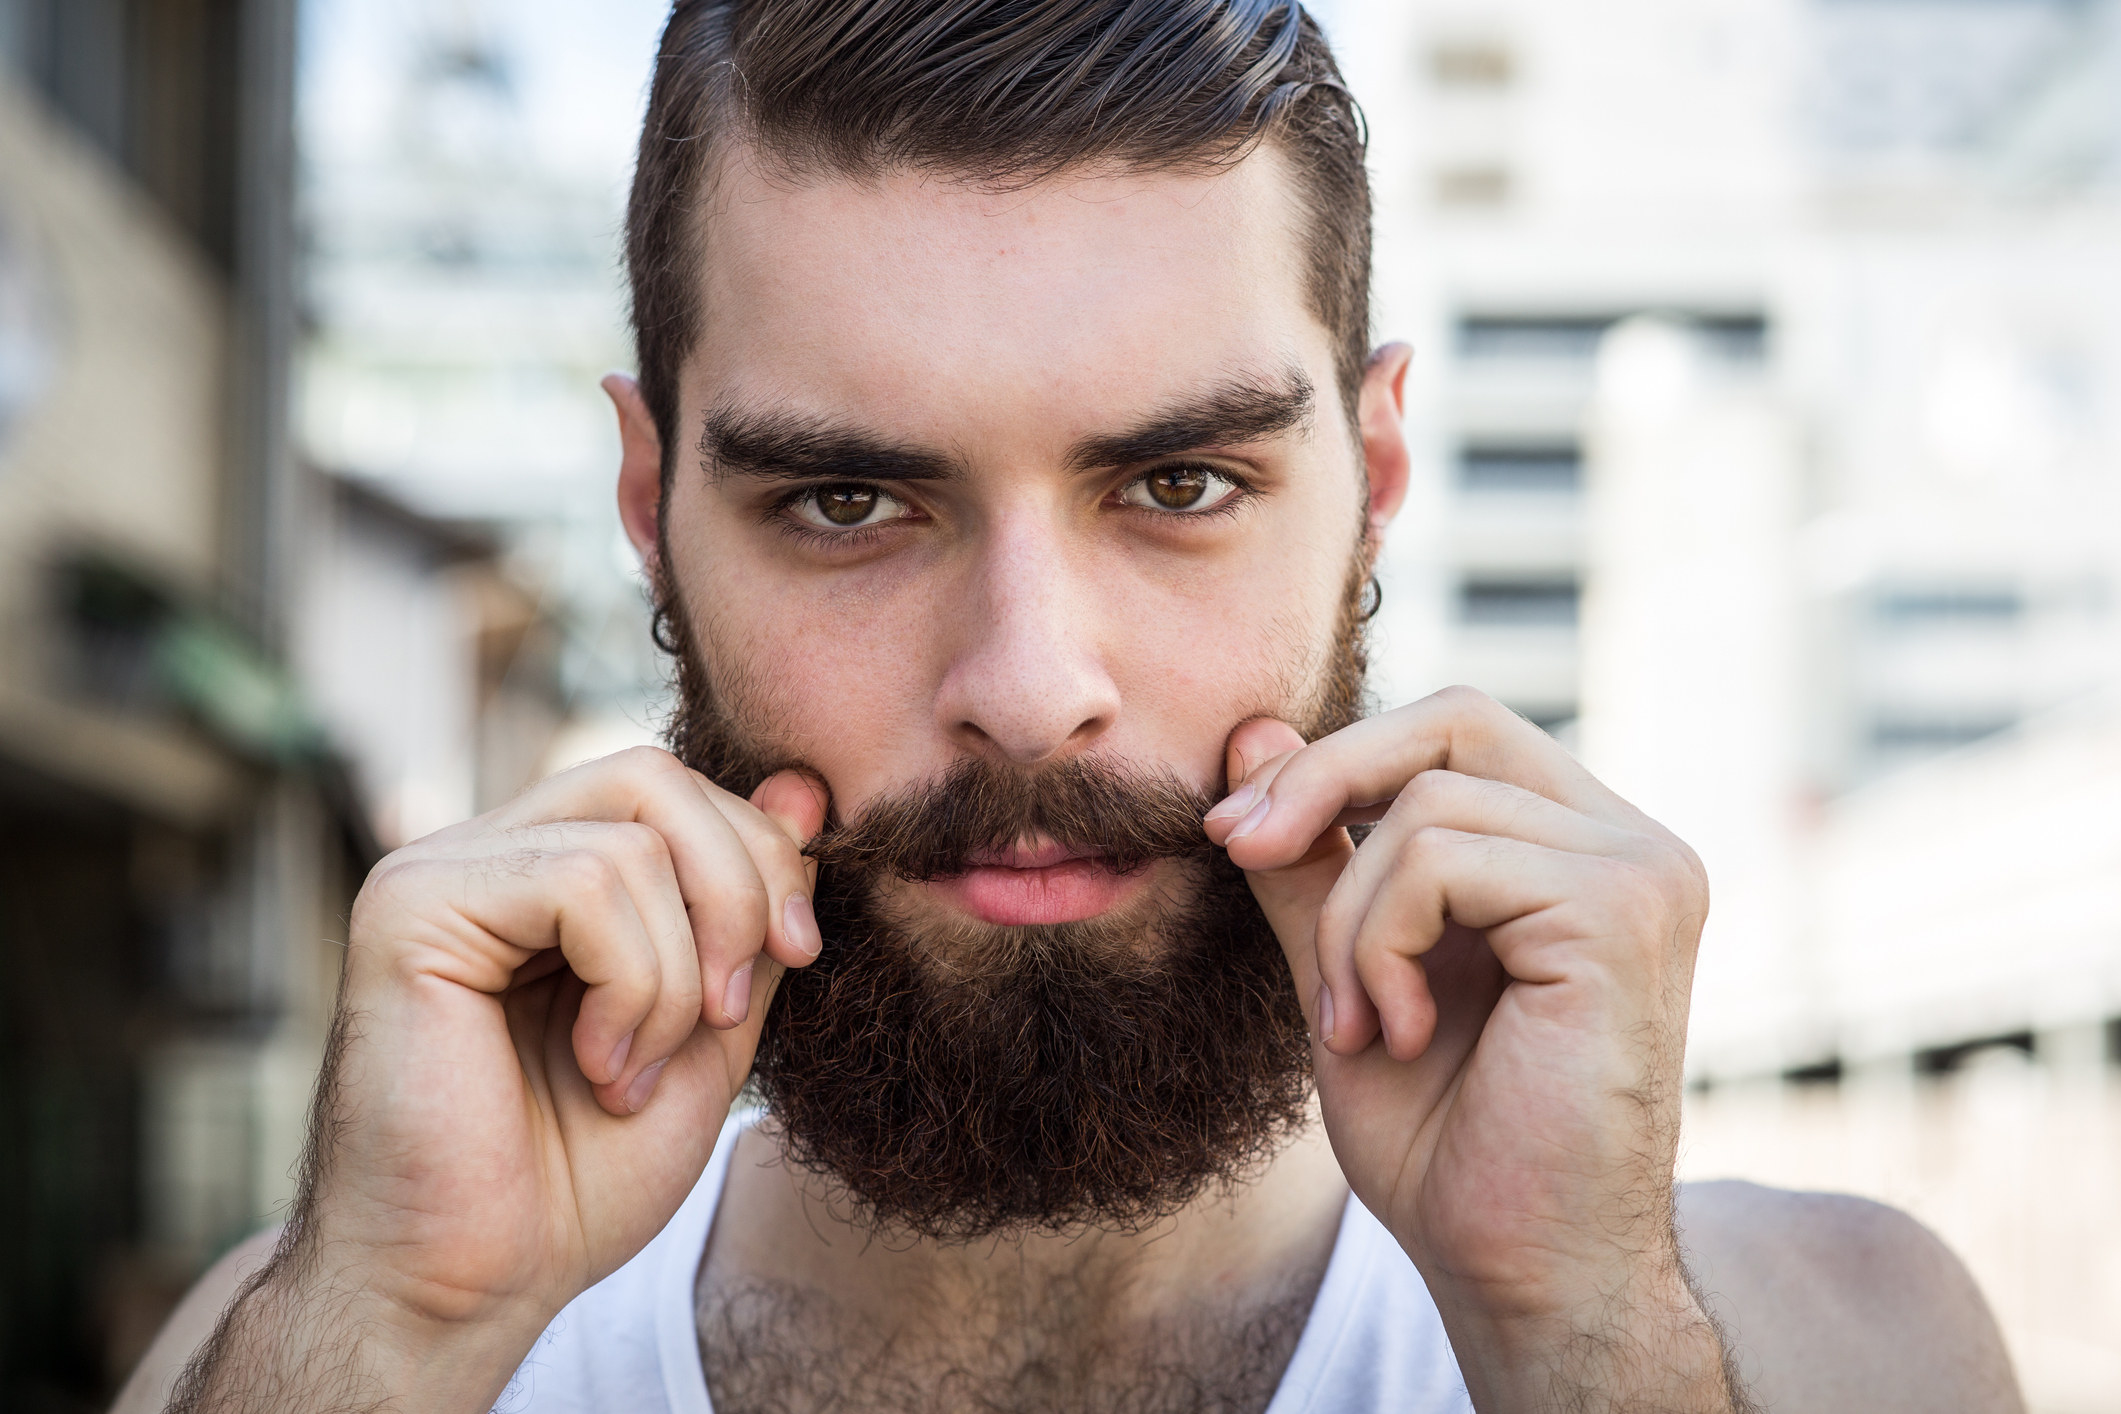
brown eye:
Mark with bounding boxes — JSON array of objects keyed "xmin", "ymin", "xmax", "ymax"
[
  {"xmin": 818, "ymin": 485, "xmax": 878, "ymax": 524},
  {"xmin": 1147, "ymin": 468, "xmax": 1207, "ymax": 508},
  {"xmin": 790, "ymin": 483, "xmax": 909, "ymax": 532},
  {"xmin": 1120, "ymin": 465, "xmax": 1242, "ymax": 514}
]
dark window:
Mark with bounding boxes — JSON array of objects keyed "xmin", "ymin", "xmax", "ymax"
[
  {"xmin": 1429, "ymin": 41, "xmax": 1514, "ymax": 88},
  {"xmin": 1432, "ymin": 165, "xmax": 1512, "ymax": 208},
  {"xmin": 1460, "ymin": 576, "xmax": 1580, "ymax": 627},
  {"xmin": 1875, "ymin": 587, "xmax": 2024, "ymax": 625},
  {"xmin": 1870, "ymin": 716, "xmax": 2016, "ymax": 750},
  {"xmin": 1457, "ymin": 312, "xmax": 1767, "ymax": 364},
  {"xmin": 1915, "ymin": 1031, "xmax": 2035, "ymax": 1077},
  {"xmin": 1692, "ymin": 315, "xmax": 1769, "ymax": 363},
  {"xmin": 1458, "ymin": 316, "xmax": 1612, "ymax": 361},
  {"xmin": 1459, "ymin": 443, "xmax": 1581, "ymax": 493},
  {"xmin": 1517, "ymin": 706, "xmax": 1579, "ymax": 736}
]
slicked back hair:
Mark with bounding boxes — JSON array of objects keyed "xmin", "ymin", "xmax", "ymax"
[{"xmin": 625, "ymin": 0, "xmax": 1370, "ymax": 482}]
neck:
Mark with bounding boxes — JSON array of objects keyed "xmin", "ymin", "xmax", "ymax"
[{"xmin": 701, "ymin": 1109, "xmax": 1349, "ymax": 1339}]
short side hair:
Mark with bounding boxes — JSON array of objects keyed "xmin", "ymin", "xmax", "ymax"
[{"xmin": 625, "ymin": 0, "xmax": 1370, "ymax": 475}]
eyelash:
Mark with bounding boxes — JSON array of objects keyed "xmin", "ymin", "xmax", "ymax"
[{"xmin": 766, "ymin": 464, "xmax": 1257, "ymax": 547}]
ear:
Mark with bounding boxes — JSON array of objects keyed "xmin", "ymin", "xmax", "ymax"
[
  {"xmin": 606, "ymin": 372, "xmax": 666, "ymax": 568},
  {"xmin": 1356, "ymin": 341, "xmax": 1413, "ymax": 554}
]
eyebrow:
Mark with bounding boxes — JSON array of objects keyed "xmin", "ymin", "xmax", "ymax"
[
  {"xmin": 1064, "ymin": 367, "xmax": 1315, "ymax": 472},
  {"xmin": 698, "ymin": 365, "xmax": 1315, "ymax": 487},
  {"xmin": 699, "ymin": 408, "xmax": 959, "ymax": 485}
]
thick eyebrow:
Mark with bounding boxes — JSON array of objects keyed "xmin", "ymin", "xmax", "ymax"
[
  {"xmin": 1064, "ymin": 368, "xmax": 1315, "ymax": 472},
  {"xmin": 698, "ymin": 407, "xmax": 959, "ymax": 485}
]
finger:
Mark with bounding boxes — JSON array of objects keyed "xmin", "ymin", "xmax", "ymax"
[
  {"xmin": 1344, "ymin": 829, "xmax": 1617, "ymax": 1058},
  {"xmin": 503, "ymin": 747, "xmax": 827, "ymax": 988},
  {"xmin": 742, "ymin": 770, "xmax": 828, "ymax": 966},
  {"xmin": 1218, "ymin": 687, "xmax": 1650, "ymax": 874},
  {"xmin": 531, "ymin": 823, "xmax": 704, "ymax": 1112},
  {"xmin": 1204, "ymin": 718, "xmax": 1304, "ymax": 845},
  {"xmin": 531, "ymin": 848, "xmax": 673, "ymax": 1115},
  {"xmin": 488, "ymin": 747, "xmax": 800, "ymax": 1028},
  {"xmin": 1314, "ymin": 770, "xmax": 1625, "ymax": 1015}
]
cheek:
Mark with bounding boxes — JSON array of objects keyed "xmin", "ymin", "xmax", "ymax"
[
  {"xmin": 1106, "ymin": 539, "xmax": 1348, "ymax": 754},
  {"xmin": 698, "ymin": 572, "xmax": 939, "ymax": 763}
]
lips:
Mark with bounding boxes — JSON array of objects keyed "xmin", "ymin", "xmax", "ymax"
[{"xmin": 929, "ymin": 835, "xmax": 1149, "ymax": 926}]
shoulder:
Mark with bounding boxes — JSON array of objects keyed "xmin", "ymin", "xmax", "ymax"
[
  {"xmin": 1676, "ymin": 1180, "xmax": 2024, "ymax": 1414},
  {"xmin": 109, "ymin": 1227, "xmax": 282, "ymax": 1414}
]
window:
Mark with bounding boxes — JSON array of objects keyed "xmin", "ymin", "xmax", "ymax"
[
  {"xmin": 1870, "ymin": 716, "xmax": 2016, "ymax": 750},
  {"xmin": 1459, "ymin": 442, "xmax": 1581, "ymax": 493},
  {"xmin": 1459, "ymin": 576, "xmax": 1580, "ymax": 627},
  {"xmin": 1456, "ymin": 312, "xmax": 1767, "ymax": 364},
  {"xmin": 1429, "ymin": 41, "xmax": 1514, "ymax": 89},
  {"xmin": 1432, "ymin": 165, "xmax": 1512, "ymax": 209},
  {"xmin": 1875, "ymin": 587, "xmax": 2024, "ymax": 625},
  {"xmin": 1458, "ymin": 316, "xmax": 1611, "ymax": 362}
]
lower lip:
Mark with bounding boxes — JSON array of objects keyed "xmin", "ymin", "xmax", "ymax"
[{"xmin": 928, "ymin": 857, "xmax": 1147, "ymax": 926}]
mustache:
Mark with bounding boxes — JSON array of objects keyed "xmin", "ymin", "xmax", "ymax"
[{"xmin": 803, "ymin": 755, "xmax": 1220, "ymax": 881}]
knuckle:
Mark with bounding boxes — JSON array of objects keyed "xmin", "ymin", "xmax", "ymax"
[
  {"xmin": 1636, "ymin": 836, "xmax": 1710, "ymax": 909},
  {"xmin": 1434, "ymin": 683, "xmax": 1504, "ymax": 726},
  {"xmin": 1401, "ymin": 769, "xmax": 1450, "ymax": 814},
  {"xmin": 1313, "ymin": 892, "xmax": 1359, "ymax": 957},
  {"xmin": 552, "ymin": 846, "xmax": 624, "ymax": 899},
  {"xmin": 349, "ymin": 852, "xmax": 439, "ymax": 939},
  {"xmin": 696, "ymin": 874, "xmax": 771, "ymax": 946},
  {"xmin": 604, "ymin": 820, "xmax": 672, "ymax": 872},
  {"xmin": 1596, "ymin": 859, "xmax": 1683, "ymax": 939},
  {"xmin": 1402, "ymin": 824, "xmax": 1458, "ymax": 865},
  {"xmin": 613, "ymin": 744, "xmax": 693, "ymax": 794}
]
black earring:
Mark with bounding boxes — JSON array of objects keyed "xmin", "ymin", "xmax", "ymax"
[{"xmin": 1360, "ymin": 575, "xmax": 1384, "ymax": 621}]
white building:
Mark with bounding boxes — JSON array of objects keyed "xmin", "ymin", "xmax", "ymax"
[{"xmin": 1338, "ymin": 0, "xmax": 2121, "ymax": 1081}]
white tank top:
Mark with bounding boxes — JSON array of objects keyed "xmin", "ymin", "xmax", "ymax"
[{"xmin": 497, "ymin": 1114, "xmax": 1471, "ymax": 1414}]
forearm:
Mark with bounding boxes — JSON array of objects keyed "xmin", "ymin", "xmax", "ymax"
[
  {"xmin": 1435, "ymin": 1251, "xmax": 1760, "ymax": 1414},
  {"xmin": 164, "ymin": 1243, "xmax": 542, "ymax": 1414}
]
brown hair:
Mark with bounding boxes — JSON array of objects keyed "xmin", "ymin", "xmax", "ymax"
[{"xmin": 625, "ymin": 0, "xmax": 1370, "ymax": 481}]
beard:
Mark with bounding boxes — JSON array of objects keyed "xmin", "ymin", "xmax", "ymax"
[{"xmin": 653, "ymin": 557, "xmax": 1372, "ymax": 1241}]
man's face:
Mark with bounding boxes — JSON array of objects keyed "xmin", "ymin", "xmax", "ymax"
[{"xmin": 617, "ymin": 143, "xmax": 1408, "ymax": 1236}]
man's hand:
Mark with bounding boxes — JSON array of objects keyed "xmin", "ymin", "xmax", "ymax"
[
  {"xmin": 158, "ymin": 748, "xmax": 827, "ymax": 1414},
  {"xmin": 1205, "ymin": 686, "xmax": 1748, "ymax": 1413}
]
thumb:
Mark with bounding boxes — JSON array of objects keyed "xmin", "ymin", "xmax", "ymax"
[
  {"xmin": 1219, "ymin": 719, "xmax": 1350, "ymax": 1032},
  {"xmin": 1224, "ymin": 716, "xmax": 1306, "ymax": 792},
  {"xmin": 752, "ymin": 769, "xmax": 829, "ymax": 854}
]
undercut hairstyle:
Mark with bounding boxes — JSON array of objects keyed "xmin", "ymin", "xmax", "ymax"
[{"xmin": 625, "ymin": 0, "xmax": 1371, "ymax": 484}]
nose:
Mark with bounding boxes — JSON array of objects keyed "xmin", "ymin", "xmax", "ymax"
[{"xmin": 934, "ymin": 517, "xmax": 1120, "ymax": 767}]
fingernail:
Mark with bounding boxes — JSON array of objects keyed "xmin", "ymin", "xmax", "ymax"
[
  {"xmin": 624, "ymin": 1058, "xmax": 667, "ymax": 1113},
  {"xmin": 1227, "ymin": 794, "xmax": 1274, "ymax": 841},
  {"xmin": 1316, "ymin": 985, "xmax": 1336, "ymax": 1045},
  {"xmin": 607, "ymin": 1031, "xmax": 633, "ymax": 1085},
  {"xmin": 722, "ymin": 962, "xmax": 754, "ymax": 1024},
  {"xmin": 784, "ymin": 894, "xmax": 821, "ymax": 961},
  {"xmin": 1206, "ymin": 782, "xmax": 1258, "ymax": 823}
]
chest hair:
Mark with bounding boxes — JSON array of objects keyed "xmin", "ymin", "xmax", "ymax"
[{"xmin": 697, "ymin": 1267, "xmax": 1313, "ymax": 1414}]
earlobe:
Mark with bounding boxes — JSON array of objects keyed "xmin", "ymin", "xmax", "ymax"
[
  {"xmin": 1358, "ymin": 342, "xmax": 1414, "ymax": 537},
  {"xmin": 605, "ymin": 372, "xmax": 666, "ymax": 568}
]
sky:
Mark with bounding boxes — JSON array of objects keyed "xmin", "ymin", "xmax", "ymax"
[{"xmin": 301, "ymin": 0, "xmax": 673, "ymax": 190}]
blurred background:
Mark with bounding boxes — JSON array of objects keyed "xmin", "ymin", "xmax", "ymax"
[{"xmin": 0, "ymin": 0, "xmax": 2114, "ymax": 1409}]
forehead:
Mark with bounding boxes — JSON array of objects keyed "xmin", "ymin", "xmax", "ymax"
[{"xmin": 687, "ymin": 147, "xmax": 1330, "ymax": 442}]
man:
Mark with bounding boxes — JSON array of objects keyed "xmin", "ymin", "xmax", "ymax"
[{"xmin": 118, "ymin": 2, "xmax": 2022, "ymax": 1411}]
